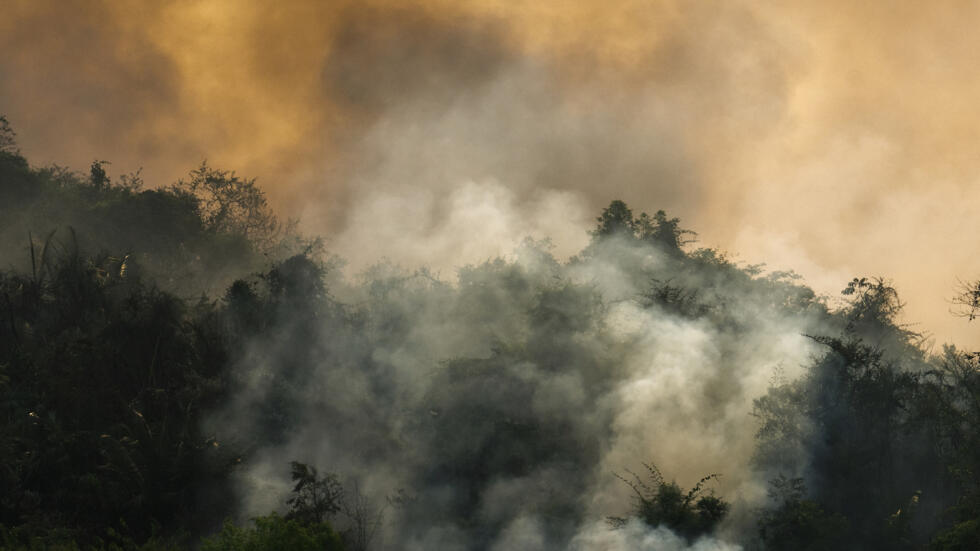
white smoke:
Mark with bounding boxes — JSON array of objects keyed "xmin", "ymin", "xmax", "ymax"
[{"xmin": 210, "ymin": 204, "xmax": 833, "ymax": 548}]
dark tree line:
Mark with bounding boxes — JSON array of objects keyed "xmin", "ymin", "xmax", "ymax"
[
  {"xmin": 0, "ymin": 124, "xmax": 332, "ymax": 549},
  {"xmin": 750, "ymin": 277, "xmax": 980, "ymax": 550}
]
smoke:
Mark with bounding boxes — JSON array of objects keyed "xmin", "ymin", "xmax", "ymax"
[
  {"xmin": 6, "ymin": 1, "xmax": 979, "ymax": 545},
  {"xmin": 201, "ymin": 226, "xmax": 833, "ymax": 548},
  {"xmin": 570, "ymin": 519, "xmax": 742, "ymax": 551},
  {"xmin": 327, "ymin": 180, "xmax": 592, "ymax": 275},
  {"xmin": 4, "ymin": 0, "xmax": 979, "ymax": 346}
]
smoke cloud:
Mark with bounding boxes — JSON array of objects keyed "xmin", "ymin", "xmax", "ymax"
[
  {"xmin": 570, "ymin": 519, "xmax": 742, "ymax": 551},
  {"xmin": 4, "ymin": 1, "xmax": 977, "ymax": 347},
  {"xmin": 199, "ymin": 228, "xmax": 831, "ymax": 548}
]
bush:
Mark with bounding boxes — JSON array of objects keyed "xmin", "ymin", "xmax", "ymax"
[
  {"xmin": 200, "ymin": 514, "xmax": 344, "ymax": 551},
  {"xmin": 611, "ymin": 463, "xmax": 729, "ymax": 540}
]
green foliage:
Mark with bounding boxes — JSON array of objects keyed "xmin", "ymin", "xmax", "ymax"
[
  {"xmin": 924, "ymin": 290, "xmax": 980, "ymax": 549},
  {"xmin": 281, "ymin": 462, "xmax": 382, "ymax": 551},
  {"xmin": 0, "ymin": 521, "xmax": 185, "ymax": 550},
  {"xmin": 612, "ymin": 463, "xmax": 729, "ymax": 540},
  {"xmin": 919, "ymin": 348, "xmax": 980, "ymax": 541},
  {"xmin": 590, "ymin": 200, "xmax": 695, "ymax": 254},
  {"xmin": 0, "ymin": 243, "xmax": 236, "ymax": 545},
  {"xmin": 641, "ymin": 278, "xmax": 711, "ymax": 318},
  {"xmin": 0, "ymin": 146, "xmax": 305, "ymax": 299},
  {"xmin": 751, "ymin": 341, "xmax": 928, "ymax": 549},
  {"xmin": 286, "ymin": 462, "xmax": 343, "ymax": 525},
  {"xmin": 757, "ymin": 476, "xmax": 848, "ymax": 551},
  {"xmin": 200, "ymin": 514, "xmax": 344, "ymax": 551},
  {"xmin": 265, "ymin": 254, "xmax": 327, "ymax": 305},
  {"xmin": 421, "ymin": 352, "xmax": 598, "ymax": 528},
  {"xmin": 840, "ymin": 277, "xmax": 920, "ymax": 349},
  {"xmin": 635, "ymin": 209, "xmax": 697, "ymax": 252},
  {"xmin": 931, "ymin": 519, "xmax": 980, "ymax": 551},
  {"xmin": 591, "ymin": 200, "xmax": 636, "ymax": 238},
  {"xmin": 752, "ymin": 280, "xmax": 946, "ymax": 549}
]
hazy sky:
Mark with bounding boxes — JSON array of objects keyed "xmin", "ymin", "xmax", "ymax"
[{"xmin": 4, "ymin": 0, "xmax": 980, "ymax": 347}]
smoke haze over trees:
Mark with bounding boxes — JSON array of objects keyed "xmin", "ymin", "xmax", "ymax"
[
  {"xmin": 6, "ymin": 0, "xmax": 980, "ymax": 350},
  {"xmin": 2, "ymin": 120, "xmax": 980, "ymax": 550}
]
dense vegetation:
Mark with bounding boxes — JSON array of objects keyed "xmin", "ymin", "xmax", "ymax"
[{"xmin": 2, "ymin": 116, "xmax": 980, "ymax": 549}]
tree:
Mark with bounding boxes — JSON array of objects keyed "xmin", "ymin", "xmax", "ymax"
[
  {"xmin": 591, "ymin": 200, "xmax": 635, "ymax": 238},
  {"xmin": 201, "ymin": 513, "xmax": 345, "ymax": 551},
  {"xmin": 641, "ymin": 278, "xmax": 709, "ymax": 318},
  {"xmin": 611, "ymin": 463, "xmax": 729, "ymax": 540},
  {"xmin": 589, "ymin": 200, "xmax": 695, "ymax": 255},
  {"xmin": 757, "ymin": 476, "xmax": 848, "ymax": 551},
  {"xmin": 841, "ymin": 277, "xmax": 903, "ymax": 328},
  {"xmin": 752, "ymin": 280, "xmax": 936, "ymax": 550},
  {"xmin": 0, "ymin": 115, "xmax": 18, "ymax": 155},
  {"xmin": 339, "ymin": 481, "xmax": 385, "ymax": 551},
  {"xmin": 635, "ymin": 210, "xmax": 697, "ymax": 253},
  {"xmin": 281, "ymin": 462, "xmax": 383, "ymax": 550},
  {"xmin": 0, "ymin": 242, "xmax": 236, "ymax": 546},
  {"xmin": 173, "ymin": 162, "xmax": 281, "ymax": 249},
  {"xmin": 952, "ymin": 279, "xmax": 980, "ymax": 321},
  {"xmin": 921, "ymin": 348, "xmax": 980, "ymax": 549},
  {"xmin": 286, "ymin": 462, "xmax": 343, "ymax": 525},
  {"xmin": 90, "ymin": 160, "xmax": 110, "ymax": 190}
]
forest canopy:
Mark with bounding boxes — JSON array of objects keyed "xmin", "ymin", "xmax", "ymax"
[{"xmin": 1, "ymin": 118, "xmax": 979, "ymax": 550}]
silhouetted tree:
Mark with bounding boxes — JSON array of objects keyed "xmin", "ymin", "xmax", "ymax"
[
  {"xmin": 590, "ymin": 200, "xmax": 695, "ymax": 256},
  {"xmin": 952, "ymin": 279, "xmax": 980, "ymax": 321},
  {"xmin": 0, "ymin": 115, "xmax": 18, "ymax": 155},
  {"xmin": 635, "ymin": 210, "xmax": 697, "ymax": 254},
  {"xmin": 173, "ymin": 162, "xmax": 281, "ymax": 249},
  {"xmin": 89, "ymin": 160, "xmax": 110, "ymax": 190},
  {"xmin": 591, "ymin": 200, "xmax": 635, "ymax": 238}
]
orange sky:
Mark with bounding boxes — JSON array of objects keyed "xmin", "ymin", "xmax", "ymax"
[{"xmin": 3, "ymin": 0, "xmax": 980, "ymax": 347}]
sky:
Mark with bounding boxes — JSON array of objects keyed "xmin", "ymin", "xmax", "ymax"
[{"xmin": 3, "ymin": 0, "xmax": 980, "ymax": 348}]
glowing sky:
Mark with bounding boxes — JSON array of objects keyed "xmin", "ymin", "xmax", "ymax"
[{"xmin": 4, "ymin": 0, "xmax": 980, "ymax": 347}]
